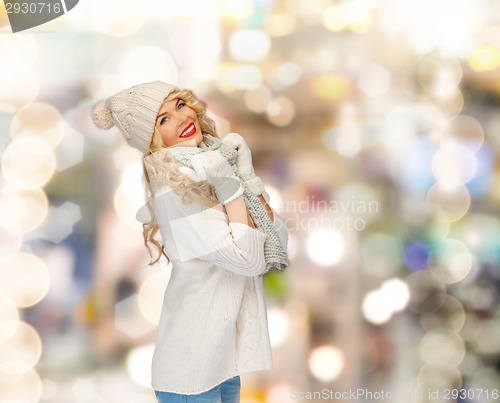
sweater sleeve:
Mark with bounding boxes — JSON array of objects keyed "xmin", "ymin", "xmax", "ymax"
[{"xmin": 152, "ymin": 186, "xmax": 268, "ymax": 277}]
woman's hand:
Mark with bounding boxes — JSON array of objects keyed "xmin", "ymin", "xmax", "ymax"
[
  {"xmin": 222, "ymin": 133, "xmax": 265, "ymax": 196},
  {"xmin": 191, "ymin": 150, "xmax": 244, "ymax": 205}
]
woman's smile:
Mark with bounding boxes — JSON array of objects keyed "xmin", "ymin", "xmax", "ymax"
[{"xmin": 180, "ymin": 122, "xmax": 196, "ymax": 138}]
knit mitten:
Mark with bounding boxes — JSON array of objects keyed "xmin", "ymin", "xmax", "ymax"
[
  {"xmin": 221, "ymin": 133, "xmax": 265, "ymax": 196},
  {"xmin": 191, "ymin": 150, "xmax": 244, "ymax": 205}
]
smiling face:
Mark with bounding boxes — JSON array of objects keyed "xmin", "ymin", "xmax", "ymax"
[{"xmin": 155, "ymin": 97, "xmax": 203, "ymax": 147}]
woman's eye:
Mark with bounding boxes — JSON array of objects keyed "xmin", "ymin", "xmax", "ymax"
[
  {"xmin": 160, "ymin": 117, "xmax": 168, "ymax": 125},
  {"xmin": 178, "ymin": 102, "xmax": 185, "ymax": 109}
]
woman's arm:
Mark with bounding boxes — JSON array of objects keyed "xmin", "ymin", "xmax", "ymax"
[
  {"xmin": 257, "ymin": 194, "xmax": 274, "ymax": 222},
  {"xmin": 152, "ymin": 188, "xmax": 267, "ymax": 276},
  {"xmin": 224, "ymin": 196, "xmax": 256, "ymax": 228}
]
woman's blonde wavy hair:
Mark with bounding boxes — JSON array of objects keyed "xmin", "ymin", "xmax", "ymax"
[{"xmin": 142, "ymin": 89, "xmax": 220, "ymax": 265}]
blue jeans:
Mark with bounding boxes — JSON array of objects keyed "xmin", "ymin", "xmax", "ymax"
[{"xmin": 154, "ymin": 376, "xmax": 240, "ymax": 403}]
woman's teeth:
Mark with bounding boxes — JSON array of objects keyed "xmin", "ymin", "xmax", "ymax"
[{"xmin": 180, "ymin": 124, "xmax": 195, "ymax": 138}]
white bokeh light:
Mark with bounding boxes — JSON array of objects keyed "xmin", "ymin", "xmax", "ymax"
[
  {"xmin": 432, "ymin": 143, "xmax": 477, "ymax": 188},
  {"xmin": 118, "ymin": 46, "xmax": 178, "ymax": 88},
  {"xmin": 306, "ymin": 229, "xmax": 345, "ymax": 267},
  {"xmin": 362, "ymin": 278, "xmax": 410, "ymax": 325},
  {"xmin": 362, "ymin": 290, "xmax": 393, "ymax": 325},
  {"xmin": 126, "ymin": 344, "xmax": 155, "ymax": 388},
  {"xmin": 0, "ymin": 35, "xmax": 39, "ymax": 112},
  {"xmin": 114, "ymin": 161, "xmax": 147, "ymax": 228},
  {"xmin": 228, "ymin": 65, "xmax": 263, "ymax": 90},
  {"xmin": 267, "ymin": 307, "xmax": 290, "ymax": 348},
  {"xmin": 2, "ymin": 136, "xmax": 56, "ymax": 190},
  {"xmin": 0, "ymin": 253, "xmax": 50, "ymax": 308},
  {"xmin": 381, "ymin": 278, "xmax": 411, "ymax": 312},
  {"xmin": 308, "ymin": 345, "xmax": 345, "ymax": 382},
  {"xmin": 138, "ymin": 270, "xmax": 172, "ymax": 325},
  {"xmin": 432, "ymin": 239, "xmax": 474, "ymax": 284},
  {"xmin": 229, "ymin": 29, "xmax": 271, "ymax": 62},
  {"xmin": 221, "ymin": 0, "xmax": 254, "ymax": 20}
]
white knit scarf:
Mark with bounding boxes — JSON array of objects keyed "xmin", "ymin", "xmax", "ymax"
[{"xmin": 168, "ymin": 133, "xmax": 288, "ymax": 273}]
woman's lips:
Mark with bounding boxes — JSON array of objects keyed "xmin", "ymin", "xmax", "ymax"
[{"xmin": 180, "ymin": 122, "xmax": 196, "ymax": 138}]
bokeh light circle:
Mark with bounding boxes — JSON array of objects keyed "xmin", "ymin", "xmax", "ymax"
[
  {"xmin": 430, "ymin": 239, "xmax": 474, "ymax": 284},
  {"xmin": 269, "ymin": 62, "xmax": 302, "ymax": 90},
  {"xmin": 114, "ymin": 184, "xmax": 143, "ymax": 228},
  {"xmin": 118, "ymin": 46, "xmax": 178, "ymax": 88},
  {"xmin": 91, "ymin": 0, "xmax": 144, "ymax": 37},
  {"xmin": 362, "ymin": 290, "xmax": 393, "ymax": 325},
  {"xmin": 229, "ymin": 65, "xmax": 263, "ymax": 90},
  {"xmin": 432, "ymin": 90, "xmax": 464, "ymax": 117},
  {"xmin": 0, "ymin": 321, "xmax": 43, "ymax": 374},
  {"xmin": 120, "ymin": 161, "xmax": 146, "ymax": 206},
  {"xmin": 266, "ymin": 383, "xmax": 295, "ymax": 403},
  {"xmin": 404, "ymin": 203, "xmax": 450, "ymax": 241},
  {"xmin": 406, "ymin": 271, "xmax": 446, "ymax": 314},
  {"xmin": 417, "ymin": 364, "xmax": 462, "ymax": 391},
  {"xmin": 229, "ymin": 29, "xmax": 271, "ymax": 62},
  {"xmin": 426, "ymin": 182, "xmax": 471, "ymax": 222},
  {"xmin": 114, "ymin": 156, "xmax": 146, "ymax": 227},
  {"xmin": 0, "ymin": 296, "xmax": 19, "ymax": 344},
  {"xmin": 263, "ymin": 13, "xmax": 298, "ymax": 37},
  {"xmin": 381, "ymin": 278, "xmax": 410, "ymax": 312},
  {"xmin": 426, "ymin": 183, "xmax": 471, "ymax": 222},
  {"xmin": 10, "ymin": 103, "xmax": 66, "ymax": 149},
  {"xmin": 0, "ymin": 65, "xmax": 39, "ymax": 112},
  {"xmin": 417, "ymin": 54, "xmax": 463, "ymax": 99},
  {"xmin": 420, "ymin": 331, "xmax": 466, "ymax": 367},
  {"xmin": 0, "ymin": 368, "xmax": 42, "ymax": 403},
  {"xmin": 126, "ymin": 344, "xmax": 155, "ymax": 389},
  {"xmin": 432, "ymin": 143, "xmax": 477, "ymax": 187},
  {"xmin": 308, "ymin": 345, "xmax": 344, "ymax": 382},
  {"xmin": 244, "ymin": 86, "xmax": 273, "ymax": 113},
  {"xmin": 0, "ymin": 187, "xmax": 49, "ymax": 234},
  {"xmin": 444, "ymin": 115, "xmax": 484, "ymax": 152},
  {"xmin": 0, "ymin": 34, "xmax": 38, "ymax": 68},
  {"xmin": 221, "ymin": 0, "xmax": 254, "ymax": 20},
  {"xmin": 306, "ymin": 229, "xmax": 345, "ymax": 267},
  {"xmin": 470, "ymin": 319, "xmax": 500, "ymax": 355},
  {"xmin": 267, "ymin": 307, "xmax": 289, "ymax": 347},
  {"xmin": 360, "ymin": 233, "xmax": 402, "ymax": 276},
  {"xmin": 2, "ymin": 136, "xmax": 56, "ymax": 190},
  {"xmin": 0, "ymin": 35, "xmax": 39, "ymax": 112},
  {"xmin": 420, "ymin": 295, "xmax": 466, "ymax": 334},
  {"xmin": 311, "ymin": 75, "xmax": 352, "ymax": 101},
  {"xmin": 362, "ymin": 279, "xmax": 410, "ymax": 325},
  {"xmin": 266, "ymin": 97, "xmax": 296, "ymax": 127},
  {"xmin": 0, "ymin": 221, "xmax": 23, "ymax": 263},
  {"xmin": 138, "ymin": 271, "xmax": 171, "ymax": 325},
  {"xmin": 0, "ymin": 253, "xmax": 50, "ymax": 308}
]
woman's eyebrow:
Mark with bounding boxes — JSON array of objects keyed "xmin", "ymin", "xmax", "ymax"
[
  {"xmin": 156, "ymin": 99, "xmax": 181, "ymax": 121},
  {"xmin": 156, "ymin": 111, "xmax": 168, "ymax": 121}
]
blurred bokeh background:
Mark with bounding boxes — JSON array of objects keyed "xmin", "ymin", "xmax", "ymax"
[{"xmin": 1, "ymin": 0, "xmax": 500, "ymax": 402}]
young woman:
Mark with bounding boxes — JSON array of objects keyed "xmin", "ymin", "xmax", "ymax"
[{"xmin": 92, "ymin": 81, "xmax": 288, "ymax": 403}]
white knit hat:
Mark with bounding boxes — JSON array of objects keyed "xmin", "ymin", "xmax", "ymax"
[{"xmin": 92, "ymin": 81, "xmax": 177, "ymax": 153}]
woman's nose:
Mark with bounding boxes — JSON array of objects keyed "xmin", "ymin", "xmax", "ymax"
[{"xmin": 174, "ymin": 112, "xmax": 186, "ymax": 126}]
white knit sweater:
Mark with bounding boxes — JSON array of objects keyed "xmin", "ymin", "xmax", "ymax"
[{"xmin": 137, "ymin": 185, "xmax": 288, "ymax": 394}]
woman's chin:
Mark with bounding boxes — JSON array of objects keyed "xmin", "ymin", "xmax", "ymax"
[{"xmin": 168, "ymin": 137, "xmax": 198, "ymax": 148}]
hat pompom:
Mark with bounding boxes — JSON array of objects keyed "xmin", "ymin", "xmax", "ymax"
[{"xmin": 92, "ymin": 101, "xmax": 114, "ymax": 130}]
